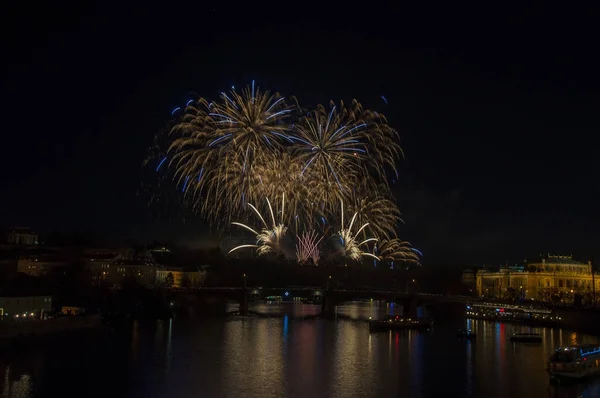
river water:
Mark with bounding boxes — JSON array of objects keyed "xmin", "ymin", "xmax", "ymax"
[{"xmin": 1, "ymin": 302, "xmax": 600, "ymax": 398}]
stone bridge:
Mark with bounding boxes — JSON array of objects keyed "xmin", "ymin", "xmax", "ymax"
[{"xmin": 178, "ymin": 279, "xmax": 472, "ymax": 318}]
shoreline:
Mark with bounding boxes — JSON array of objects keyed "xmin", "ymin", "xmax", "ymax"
[{"xmin": 0, "ymin": 314, "xmax": 103, "ymax": 347}]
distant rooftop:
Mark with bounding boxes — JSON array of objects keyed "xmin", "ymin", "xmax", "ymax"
[
  {"xmin": 87, "ymin": 252, "xmax": 118, "ymax": 261},
  {"xmin": 8, "ymin": 226, "xmax": 36, "ymax": 234},
  {"xmin": 501, "ymin": 264, "xmax": 525, "ymax": 270},
  {"xmin": 20, "ymin": 252, "xmax": 68, "ymax": 262},
  {"xmin": 529, "ymin": 254, "xmax": 587, "ymax": 266},
  {"xmin": 149, "ymin": 246, "xmax": 171, "ymax": 253},
  {"xmin": 112, "ymin": 260, "xmax": 155, "ymax": 267}
]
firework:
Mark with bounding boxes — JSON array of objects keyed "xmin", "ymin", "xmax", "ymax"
[
  {"xmin": 296, "ymin": 230, "xmax": 323, "ymax": 265},
  {"xmin": 162, "ymin": 84, "xmax": 294, "ymax": 225},
  {"xmin": 146, "ymin": 83, "xmax": 415, "ymax": 264},
  {"xmin": 228, "ymin": 195, "xmax": 289, "ymax": 257},
  {"xmin": 214, "ymin": 152, "xmax": 322, "ymax": 231},
  {"xmin": 376, "ymin": 238, "xmax": 421, "ymax": 265},
  {"xmin": 291, "ymin": 100, "xmax": 402, "ymax": 202},
  {"xmin": 348, "ymin": 189, "xmax": 402, "ymax": 240},
  {"xmin": 336, "ymin": 201, "xmax": 380, "ymax": 262}
]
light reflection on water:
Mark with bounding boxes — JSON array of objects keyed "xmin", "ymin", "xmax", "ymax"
[
  {"xmin": 466, "ymin": 337, "xmax": 473, "ymax": 397},
  {"xmin": 222, "ymin": 317, "xmax": 286, "ymax": 397},
  {"xmin": 1, "ymin": 368, "xmax": 33, "ymax": 398},
  {"xmin": 1, "ymin": 302, "xmax": 600, "ymax": 397}
]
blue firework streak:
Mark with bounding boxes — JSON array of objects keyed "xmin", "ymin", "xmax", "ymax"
[
  {"xmin": 411, "ymin": 248, "xmax": 423, "ymax": 257},
  {"xmin": 155, "ymin": 157, "xmax": 167, "ymax": 172}
]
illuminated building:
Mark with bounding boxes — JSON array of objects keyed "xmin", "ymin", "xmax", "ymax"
[
  {"xmin": 0, "ymin": 272, "xmax": 52, "ymax": 318},
  {"xmin": 6, "ymin": 227, "xmax": 38, "ymax": 246},
  {"xmin": 86, "ymin": 248, "xmax": 207, "ymax": 289},
  {"xmin": 107, "ymin": 259, "xmax": 157, "ymax": 288},
  {"xmin": 156, "ymin": 267, "xmax": 207, "ymax": 288},
  {"xmin": 476, "ymin": 254, "xmax": 596, "ymax": 303},
  {"xmin": 0, "ymin": 293, "xmax": 52, "ymax": 318},
  {"xmin": 462, "ymin": 268, "xmax": 476, "ymax": 285},
  {"xmin": 149, "ymin": 245, "xmax": 171, "ymax": 253},
  {"xmin": 86, "ymin": 251, "xmax": 118, "ymax": 286},
  {"xmin": 17, "ymin": 253, "xmax": 68, "ymax": 276}
]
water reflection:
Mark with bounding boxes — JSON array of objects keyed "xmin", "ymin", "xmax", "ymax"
[
  {"xmin": 130, "ymin": 320, "xmax": 139, "ymax": 369},
  {"xmin": 335, "ymin": 300, "xmax": 401, "ymax": 320},
  {"xmin": 222, "ymin": 318, "xmax": 285, "ymax": 396},
  {"xmin": 1, "ymin": 367, "xmax": 33, "ymax": 398},
  {"xmin": 497, "ymin": 323, "xmax": 506, "ymax": 394},
  {"xmin": 2, "ymin": 303, "xmax": 600, "ymax": 397},
  {"xmin": 287, "ymin": 320, "xmax": 317, "ymax": 396},
  {"xmin": 408, "ymin": 331, "xmax": 424, "ymax": 396},
  {"xmin": 332, "ymin": 321, "xmax": 374, "ymax": 397},
  {"xmin": 283, "ymin": 315, "xmax": 289, "ymax": 338},
  {"xmin": 164, "ymin": 319, "xmax": 173, "ymax": 376},
  {"xmin": 466, "ymin": 339, "xmax": 473, "ymax": 397}
]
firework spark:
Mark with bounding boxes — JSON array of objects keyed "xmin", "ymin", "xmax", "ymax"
[
  {"xmin": 163, "ymin": 84, "xmax": 294, "ymax": 225},
  {"xmin": 376, "ymin": 238, "xmax": 421, "ymax": 265},
  {"xmin": 292, "ymin": 100, "xmax": 401, "ymax": 182},
  {"xmin": 146, "ymin": 84, "xmax": 413, "ymax": 262},
  {"xmin": 336, "ymin": 201, "xmax": 379, "ymax": 262},
  {"xmin": 349, "ymin": 190, "xmax": 402, "ymax": 240},
  {"xmin": 229, "ymin": 195, "xmax": 289, "ymax": 256},
  {"xmin": 296, "ymin": 230, "xmax": 323, "ymax": 265}
]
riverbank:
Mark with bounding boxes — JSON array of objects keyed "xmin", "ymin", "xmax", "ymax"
[
  {"xmin": 0, "ymin": 314, "xmax": 103, "ymax": 347},
  {"xmin": 554, "ymin": 307, "xmax": 600, "ymax": 335}
]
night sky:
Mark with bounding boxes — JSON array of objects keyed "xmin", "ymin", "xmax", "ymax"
[{"xmin": 1, "ymin": 3, "xmax": 598, "ymax": 266}]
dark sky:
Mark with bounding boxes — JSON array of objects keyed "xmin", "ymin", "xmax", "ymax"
[{"xmin": 1, "ymin": 3, "xmax": 598, "ymax": 266}]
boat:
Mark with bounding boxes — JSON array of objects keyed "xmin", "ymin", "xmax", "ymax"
[
  {"xmin": 368, "ymin": 315, "xmax": 433, "ymax": 332},
  {"xmin": 510, "ymin": 332, "xmax": 542, "ymax": 343},
  {"xmin": 548, "ymin": 345, "xmax": 600, "ymax": 381},
  {"xmin": 465, "ymin": 302, "xmax": 561, "ymax": 327},
  {"xmin": 264, "ymin": 296, "xmax": 282, "ymax": 303},
  {"xmin": 457, "ymin": 329, "xmax": 476, "ymax": 339}
]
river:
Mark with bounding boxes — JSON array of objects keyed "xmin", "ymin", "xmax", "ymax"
[{"xmin": 1, "ymin": 301, "xmax": 600, "ymax": 397}]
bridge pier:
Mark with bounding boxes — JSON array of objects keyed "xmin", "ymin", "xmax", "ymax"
[
  {"xmin": 239, "ymin": 274, "xmax": 249, "ymax": 315},
  {"xmin": 397, "ymin": 294, "xmax": 420, "ymax": 318},
  {"xmin": 321, "ymin": 293, "xmax": 336, "ymax": 319},
  {"xmin": 321, "ymin": 276, "xmax": 336, "ymax": 319}
]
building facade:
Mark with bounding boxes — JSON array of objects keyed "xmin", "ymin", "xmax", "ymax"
[
  {"xmin": 462, "ymin": 268, "xmax": 476, "ymax": 285},
  {"xmin": 107, "ymin": 260, "xmax": 158, "ymax": 288},
  {"xmin": 0, "ymin": 295, "xmax": 52, "ymax": 318},
  {"xmin": 476, "ymin": 255, "xmax": 596, "ymax": 303},
  {"xmin": 86, "ymin": 251, "xmax": 118, "ymax": 287},
  {"xmin": 13, "ymin": 245, "xmax": 208, "ymax": 290},
  {"xmin": 85, "ymin": 248, "xmax": 208, "ymax": 289},
  {"xmin": 6, "ymin": 227, "xmax": 38, "ymax": 246},
  {"xmin": 156, "ymin": 267, "xmax": 207, "ymax": 288},
  {"xmin": 17, "ymin": 255, "xmax": 69, "ymax": 276}
]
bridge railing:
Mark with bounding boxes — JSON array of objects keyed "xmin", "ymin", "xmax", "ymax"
[{"xmin": 170, "ymin": 286, "xmax": 475, "ymax": 302}]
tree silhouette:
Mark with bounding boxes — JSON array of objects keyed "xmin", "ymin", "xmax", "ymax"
[{"xmin": 163, "ymin": 272, "xmax": 174, "ymax": 289}]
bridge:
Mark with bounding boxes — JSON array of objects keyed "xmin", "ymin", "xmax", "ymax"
[{"xmin": 183, "ymin": 277, "xmax": 473, "ymax": 318}]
